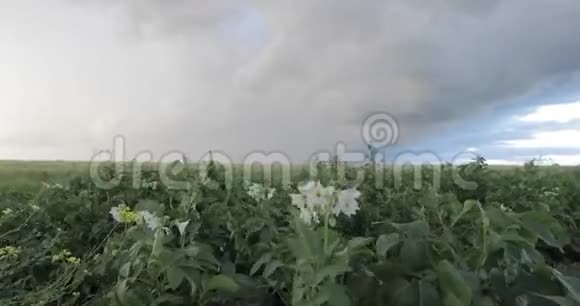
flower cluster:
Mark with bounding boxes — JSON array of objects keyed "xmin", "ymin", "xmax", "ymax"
[
  {"xmin": 110, "ymin": 204, "xmax": 161, "ymax": 230},
  {"xmin": 0, "ymin": 246, "xmax": 20, "ymax": 259},
  {"xmin": 52, "ymin": 249, "xmax": 80, "ymax": 265},
  {"xmin": 246, "ymin": 182, "xmax": 276, "ymax": 202},
  {"xmin": 290, "ymin": 181, "xmax": 361, "ymax": 225},
  {"xmin": 66, "ymin": 257, "xmax": 81, "ymax": 265},
  {"xmin": 110, "ymin": 204, "xmax": 139, "ymax": 224}
]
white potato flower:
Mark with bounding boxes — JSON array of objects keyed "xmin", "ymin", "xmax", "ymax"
[
  {"xmin": 291, "ymin": 181, "xmax": 361, "ymax": 225},
  {"xmin": 291, "ymin": 194, "xmax": 307, "ymax": 209},
  {"xmin": 247, "ymin": 183, "xmax": 276, "ymax": 202},
  {"xmin": 333, "ymin": 189, "xmax": 361, "ymax": 217},
  {"xmin": 137, "ymin": 211, "xmax": 161, "ymax": 231},
  {"xmin": 301, "ymin": 181, "xmax": 334, "ymax": 210},
  {"xmin": 247, "ymin": 184, "xmax": 260, "ymax": 199}
]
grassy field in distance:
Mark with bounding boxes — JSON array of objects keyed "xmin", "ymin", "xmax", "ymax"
[
  {"xmin": 0, "ymin": 159, "xmax": 577, "ymax": 193},
  {"xmin": 0, "ymin": 160, "xmax": 313, "ymax": 191},
  {"xmin": 0, "ymin": 160, "xmax": 89, "ymax": 192}
]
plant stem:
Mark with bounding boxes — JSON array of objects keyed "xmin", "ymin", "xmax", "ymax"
[{"xmin": 324, "ymin": 212, "xmax": 329, "ymax": 253}]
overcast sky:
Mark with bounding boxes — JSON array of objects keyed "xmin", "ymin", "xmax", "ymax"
[{"xmin": 1, "ymin": 0, "xmax": 580, "ymax": 164}]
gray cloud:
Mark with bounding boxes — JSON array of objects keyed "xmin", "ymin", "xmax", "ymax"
[{"xmin": 1, "ymin": 0, "xmax": 580, "ymax": 161}]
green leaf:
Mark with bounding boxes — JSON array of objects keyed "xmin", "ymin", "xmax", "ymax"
[
  {"xmin": 515, "ymin": 295, "xmax": 529, "ymax": 306},
  {"xmin": 181, "ymin": 266, "xmax": 200, "ymax": 297},
  {"xmin": 287, "ymin": 217, "xmax": 323, "ymax": 259},
  {"xmin": 150, "ymin": 229, "xmax": 165, "ymax": 258},
  {"xmin": 154, "ymin": 294, "xmax": 184, "ymax": 305},
  {"xmin": 419, "ymin": 281, "xmax": 441, "ymax": 306},
  {"xmin": 476, "ymin": 202, "xmax": 490, "ymax": 269},
  {"xmin": 250, "ymin": 253, "xmax": 272, "ymax": 276},
  {"xmin": 392, "ymin": 279, "xmax": 419, "ymax": 306},
  {"xmin": 400, "ymin": 240, "xmax": 428, "ymax": 270},
  {"xmin": 536, "ymin": 294, "xmax": 580, "ymax": 306},
  {"xmin": 348, "ymin": 237, "xmax": 373, "ymax": 250},
  {"xmin": 552, "ymin": 269, "xmax": 580, "ymax": 303},
  {"xmin": 376, "ymin": 233, "xmax": 400, "ymax": 257},
  {"xmin": 517, "ymin": 211, "xmax": 570, "ymax": 250},
  {"xmin": 451, "ymin": 200, "xmax": 477, "ymax": 227},
  {"xmin": 119, "ymin": 262, "xmax": 131, "ymax": 279},
  {"xmin": 205, "ymin": 274, "xmax": 240, "ymax": 293},
  {"xmin": 114, "ymin": 279, "xmax": 146, "ymax": 306},
  {"xmin": 315, "ymin": 262, "xmax": 351, "ymax": 285},
  {"xmin": 166, "ymin": 266, "xmax": 185, "ymax": 290},
  {"xmin": 315, "ymin": 283, "xmax": 351, "ymax": 306},
  {"xmin": 262, "ymin": 260, "xmax": 284, "ymax": 279},
  {"xmin": 135, "ymin": 199, "xmax": 162, "ymax": 213},
  {"xmin": 437, "ymin": 260, "xmax": 472, "ymax": 306},
  {"xmin": 477, "ymin": 295, "xmax": 497, "ymax": 306},
  {"xmin": 392, "ymin": 221, "xmax": 430, "ymax": 239}
]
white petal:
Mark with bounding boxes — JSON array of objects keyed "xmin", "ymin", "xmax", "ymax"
[
  {"xmin": 298, "ymin": 181, "xmax": 316, "ymax": 193},
  {"xmin": 299, "ymin": 209, "xmax": 313, "ymax": 225},
  {"xmin": 267, "ymin": 188, "xmax": 275, "ymax": 199},
  {"xmin": 138, "ymin": 211, "xmax": 160, "ymax": 230},
  {"xmin": 333, "ymin": 189, "xmax": 361, "ymax": 217},
  {"xmin": 109, "ymin": 207, "xmax": 121, "ymax": 223},
  {"xmin": 291, "ymin": 194, "xmax": 306, "ymax": 208},
  {"xmin": 176, "ymin": 220, "xmax": 190, "ymax": 236},
  {"xmin": 332, "ymin": 201, "xmax": 344, "ymax": 216}
]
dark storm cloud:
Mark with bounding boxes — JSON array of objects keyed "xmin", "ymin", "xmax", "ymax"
[
  {"xmin": 1, "ymin": 0, "xmax": 580, "ymax": 160},
  {"xmin": 236, "ymin": 0, "xmax": 580, "ymax": 143}
]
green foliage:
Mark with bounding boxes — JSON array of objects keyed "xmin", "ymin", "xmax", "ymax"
[{"xmin": 0, "ymin": 160, "xmax": 579, "ymax": 305}]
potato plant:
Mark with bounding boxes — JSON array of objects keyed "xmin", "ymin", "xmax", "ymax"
[{"xmin": 0, "ymin": 160, "xmax": 579, "ymax": 306}]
